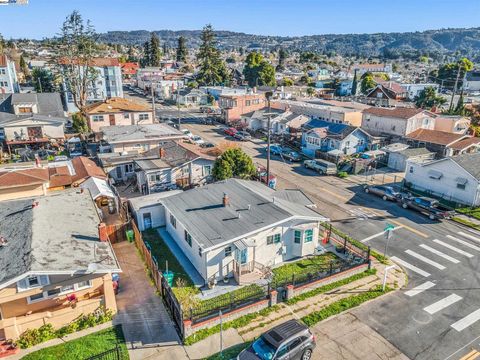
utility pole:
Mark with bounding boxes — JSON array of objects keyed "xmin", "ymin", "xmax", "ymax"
[
  {"xmin": 177, "ymin": 89, "xmax": 181, "ymax": 129},
  {"xmin": 37, "ymin": 77, "xmax": 42, "ymax": 93},
  {"xmin": 151, "ymin": 83, "xmax": 156, "ymax": 122},
  {"xmin": 449, "ymin": 65, "xmax": 462, "ymax": 112},
  {"xmin": 265, "ymin": 92, "xmax": 273, "ymax": 187}
]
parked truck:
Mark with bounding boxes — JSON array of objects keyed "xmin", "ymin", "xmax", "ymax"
[
  {"xmin": 400, "ymin": 196, "xmax": 456, "ymax": 220},
  {"xmin": 303, "ymin": 159, "xmax": 337, "ymax": 175}
]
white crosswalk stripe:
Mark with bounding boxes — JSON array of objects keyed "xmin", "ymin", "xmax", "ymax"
[
  {"xmin": 405, "ymin": 249, "xmax": 446, "ymax": 270},
  {"xmin": 404, "ymin": 281, "xmax": 436, "ymax": 297},
  {"xmin": 391, "ymin": 256, "xmax": 430, "ymax": 277},
  {"xmin": 451, "ymin": 308, "xmax": 480, "ymax": 332},
  {"xmin": 419, "ymin": 244, "xmax": 460, "ymax": 264},
  {"xmin": 458, "ymin": 231, "xmax": 480, "ymax": 244},
  {"xmin": 432, "ymin": 239, "xmax": 474, "ymax": 258},
  {"xmin": 446, "ymin": 235, "xmax": 480, "ymax": 251},
  {"xmin": 423, "ymin": 294, "xmax": 462, "ymax": 315}
]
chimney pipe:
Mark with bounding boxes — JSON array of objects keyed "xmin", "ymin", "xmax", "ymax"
[
  {"xmin": 98, "ymin": 223, "xmax": 109, "ymax": 242},
  {"xmin": 223, "ymin": 193, "xmax": 229, "ymax": 207},
  {"xmin": 159, "ymin": 147, "xmax": 166, "ymax": 159}
]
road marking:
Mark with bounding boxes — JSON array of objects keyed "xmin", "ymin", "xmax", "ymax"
[
  {"xmin": 447, "ymin": 235, "xmax": 480, "ymax": 251},
  {"xmin": 404, "ymin": 281, "xmax": 436, "ymax": 297},
  {"xmin": 389, "ymin": 219, "xmax": 429, "ymax": 239},
  {"xmin": 405, "ymin": 249, "xmax": 446, "ymax": 270},
  {"xmin": 423, "ymin": 294, "xmax": 462, "ymax": 315},
  {"xmin": 432, "ymin": 239, "xmax": 474, "ymax": 258},
  {"xmin": 391, "ymin": 256, "xmax": 430, "ymax": 277},
  {"xmin": 458, "ymin": 231, "xmax": 480, "ymax": 244},
  {"xmin": 460, "ymin": 350, "xmax": 480, "ymax": 360},
  {"xmin": 360, "ymin": 226, "xmax": 404, "ymax": 243},
  {"xmin": 451, "ymin": 308, "xmax": 480, "ymax": 332},
  {"xmin": 419, "ymin": 244, "xmax": 460, "ymax": 264}
]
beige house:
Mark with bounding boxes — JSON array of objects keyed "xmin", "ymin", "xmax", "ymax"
[
  {"xmin": 0, "ymin": 167, "xmax": 49, "ymax": 202},
  {"xmin": 0, "ymin": 190, "xmax": 121, "ymax": 340},
  {"xmin": 433, "ymin": 115, "xmax": 471, "ymax": 135},
  {"xmin": 84, "ymin": 97, "xmax": 154, "ymax": 133}
]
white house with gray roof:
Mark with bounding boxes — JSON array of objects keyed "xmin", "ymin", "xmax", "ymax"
[
  {"xmin": 405, "ymin": 153, "xmax": 480, "ymax": 206},
  {"xmin": 160, "ymin": 179, "xmax": 328, "ymax": 285}
]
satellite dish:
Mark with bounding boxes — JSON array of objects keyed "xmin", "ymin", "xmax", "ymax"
[{"xmin": 87, "ymin": 263, "xmax": 98, "ymax": 273}]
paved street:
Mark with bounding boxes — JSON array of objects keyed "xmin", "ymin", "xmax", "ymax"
[{"xmin": 174, "ymin": 120, "xmax": 480, "ymax": 360}]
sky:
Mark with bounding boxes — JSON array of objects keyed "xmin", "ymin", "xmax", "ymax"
[{"xmin": 0, "ymin": 0, "xmax": 479, "ymax": 39}]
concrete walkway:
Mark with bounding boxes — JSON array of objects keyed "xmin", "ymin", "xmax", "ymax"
[{"xmin": 112, "ymin": 241, "xmax": 188, "ymax": 360}]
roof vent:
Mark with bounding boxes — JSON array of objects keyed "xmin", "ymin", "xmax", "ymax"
[
  {"xmin": 237, "ymin": 212, "xmax": 241, "ymax": 219},
  {"xmin": 223, "ymin": 193, "xmax": 229, "ymax": 207},
  {"xmin": 0, "ymin": 237, "xmax": 8, "ymax": 247},
  {"xmin": 247, "ymin": 204, "xmax": 251, "ymax": 211}
]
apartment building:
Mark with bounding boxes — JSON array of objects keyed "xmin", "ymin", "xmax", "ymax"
[{"xmin": 0, "ymin": 55, "xmax": 19, "ymax": 94}]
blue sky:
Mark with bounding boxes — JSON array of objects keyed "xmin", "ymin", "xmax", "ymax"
[{"xmin": 0, "ymin": 0, "xmax": 478, "ymax": 39}]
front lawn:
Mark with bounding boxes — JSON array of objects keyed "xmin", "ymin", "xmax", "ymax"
[
  {"xmin": 272, "ymin": 253, "xmax": 340, "ymax": 286},
  {"xmin": 142, "ymin": 229, "xmax": 200, "ymax": 305},
  {"xmin": 22, "ymin": 326, "xmax": 128, "ymax": 360},
  {"xmin": 206, "ymin": 342, "xmax": 252, "ymax": 360}
]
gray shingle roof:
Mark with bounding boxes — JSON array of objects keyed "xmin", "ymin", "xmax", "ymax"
[
  {"xmin": 0, "ymin": 190, "xmax": 121, "ymax": 287},
  {"xmin": 161, "ymin": 179, "xmax": 326, "ymax": 249},
  {"xmin": 101, "ymin": 124, "xmax": 184, "ymax": 143},
  {"xmin": 451, "ymin": 153, "xmax": 480, "ymax": 180},
  {"xmin": 397, "ymin": 147, "xmax": 434, "ymax": 157}
]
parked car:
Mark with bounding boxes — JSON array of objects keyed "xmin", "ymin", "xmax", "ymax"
[
  {"xmin": 190, "ymin": 135, "xmax": 205, "ymax": 145},
  {"xmin": 281, "ymin": 149, "xmax": 302, "ymax": 162},
  {"xmin": 238, "ymin": 319, "xmax": 316, "ymax": 360},
  {"xmin": 364, "ymin": 185, "xmax": 402, "ymax": 201},
  {"xmin": 268, "ymin": 144, "xmax": 283, "ymax": 155},
  {"xmin": 181, "ymin": 129, "xmax": 193, "ymax": 138},
  {"xmin": 234, "ymin": 131, "xmax": 252, "ymax": 141},
  {"xmin": 303, "ymin": 159, "xmax": 337, "ymax": 175},
  {"xmin": 224, "ymin": 127, "xmax": 238, "ymax": 136},
  {"xmin": 202, "ymin": 117, "xmax": 215, "ymax": 125},
  {"xmin": 401, "ymin": 196, "xmax": 456, "ymax": 220},
  {"xmin": 200, "ymin": 142, "xmax": 215, "ymax": 148}
]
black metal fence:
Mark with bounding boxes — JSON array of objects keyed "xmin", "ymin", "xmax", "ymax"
[
  {"xmin": 160, "ymin": 275, "xmax": 185, "ymax": 338},
  {"xmin": 188, "ymin": 283, "xmax": 270, "ymax": 324},
  {"xmin": 86, "ymin": 345, "xmax": 127, "ymax": 360}
]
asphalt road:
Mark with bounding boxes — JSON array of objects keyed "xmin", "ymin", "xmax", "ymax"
[{"xmin": 177, "ymin": 120, "xmax": 480, "ymax": 360}]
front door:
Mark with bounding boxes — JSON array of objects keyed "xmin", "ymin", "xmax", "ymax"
[
  {"xmin": 27, "ymin": 126, "xmax": 42, "ymax": 139},
  {"xmin": 109, "ymin": 114, "xmax": 115, "ymax": 126},
  {"xmin": 143, "ymin": 212, "xmax": 152, "ymax": 229},
  {"xmin": 235, "ymin": 248, "xmax": 248, "ymax": 264}
]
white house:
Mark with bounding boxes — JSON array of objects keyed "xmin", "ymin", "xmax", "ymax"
[
  {"xmin": 0, "ymin": 55, "xmax": 19, "ymax": 94},
  {"xmin": 401, "ymin": 83, "xmax": 439, "ymax": 101},
  {"xmin": 465, "ymin": 71, "xmax": 480, "ymax": 92},
  {"xmin": 405, "ymin": 153, "xmax": 480, "ymax": 206},
  {"xmin": 160, "ymin": 179, "xmax": 328, "ymax": 285}
]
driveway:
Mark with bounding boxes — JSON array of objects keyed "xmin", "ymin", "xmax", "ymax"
[{"xmin": 112, "ymin": 241, "xmax": 188, "ymax": 360}]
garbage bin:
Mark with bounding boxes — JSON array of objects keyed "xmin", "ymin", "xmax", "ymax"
[
  {"xmin": 163, "ymin": 271, "xmax": 174, "ymax": 287},
  {"xmin": 126, "ymin": 229, "xmax": 134, "ymax": 243}
]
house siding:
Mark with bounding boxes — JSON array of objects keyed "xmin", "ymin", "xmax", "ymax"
[
  {"xmin": 88, "ymin": 111, "xmax": 154, "ymax": 133},
  {"xmin": 361, "ymin": 112, "xmax": 434, "ymax": 137}
]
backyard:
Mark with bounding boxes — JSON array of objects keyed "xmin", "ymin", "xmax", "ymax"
[{"xmin": 22, "ymin": 326, "xmax": 128, "ymax": 360}]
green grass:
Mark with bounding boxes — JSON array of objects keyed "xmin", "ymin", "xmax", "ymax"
[
  {"xmin": 142, "ymin": 229, "xmax": 200, "ymax": 305},
  {"xmin": 272, "ymin": 253, "xmax": 340, "ymax": 286},
  {"xmin": 301, "ymin": 285, "xmax": 392, "ymax": 327},
  {"xmin": 285, "ymin": 268, "xmax": 377, "ymax": 305},
  {"xmin": 205, "ymin": 342, "xmax": 252, "ymax": 360},
  {"xmin": 22, "ymin": 326, "xmax": 128, "ymax": 360},
  {"xmin": 456, "ymin": 208, "xmax": 480, "ymax": 221},
  {"xmin": 452, "ymin": 216, "xmax": 480, "ymax": 231}
]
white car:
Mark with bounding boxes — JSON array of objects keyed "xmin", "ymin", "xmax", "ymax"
[
  {"xmin": 191, "ymin": 135, "xmax": 205, "ymax": 145},
  {"xmin": 181, "ymin": 129, "xmax": 193, "ymax": 138}
]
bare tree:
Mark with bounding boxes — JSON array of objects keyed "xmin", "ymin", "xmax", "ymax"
[{"xmin": 58, "ymin": 11, "xmax": 98, "ymax": 114}]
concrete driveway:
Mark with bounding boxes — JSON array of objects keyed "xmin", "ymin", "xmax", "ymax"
[{"xmin": 112, "ymin": 241, "xmax": 188, "ymax": 360}]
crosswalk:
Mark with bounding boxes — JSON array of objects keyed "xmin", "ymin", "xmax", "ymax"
[
  {"xmin": 395, "ymin": 230, "xmax": 480, "ymax": 333},
  {"xmin": 347, "ymin": 207, "xmax": 378, "ymax": 220}
]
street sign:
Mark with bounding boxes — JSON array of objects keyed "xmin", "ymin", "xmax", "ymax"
[{"xmin": 384, "ymin": 223, "xmax": 395, "ymax": 232}]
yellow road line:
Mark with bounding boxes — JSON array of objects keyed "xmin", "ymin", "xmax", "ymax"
[
  {"xmin": 460, "ymin": 349, "xmax": 480, "ymax": 360},
  {"xmin": 389, "ymin": 219, "xmax": 429, "ymax": 239}
]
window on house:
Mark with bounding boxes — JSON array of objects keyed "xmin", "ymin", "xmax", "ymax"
[
  {"xmin": 18, "ymin": 107, "xmax": 33, "ymax": 113},
  {"xmin": 139, "ymin": 113, "xmax": 149, "ymax": 121},
  {"xmin": 76, "ymin": 280, "xmax": 92, "ymax": 290},
  {"xmin": 150, "ymin": 173, "xmax": 161, "ymax": 182},
  {"xmin": 184, "ymin": 230, "xmax": 192, "ymax": 247},
  {"xmin": 92, "ymin": 115, "xmax": 104, "ymax": 122},
  {"xmin": 225, "ymin": 246, "xmax": 232, "ymax": 257},
  {"xmin": 304, "ymin": 229, "xmax": 314, "ymax": 243},
  {"xmin": 124, "ymin": 163, "xmax": 134, "ymax": 173},
  {"xmin": 294, "ymin": 230, "xmax": 302, "ymax": 244},
  {"xmin": 245, "ymin": 100, "xmax": 251, "ymax": 106},
  {"xmin": 457, "ymin": 183, "xmax": 466, "ymax": 190},
  {"xmin": 170, "ymin": 214, "xmax": 177, "ymax": 228},
  {"xmin": 0, "ymin": 69, "xmax": 6, "ymax": 75},
  {"xmin": 27, "ymin": 276, "xmax": 39, "ymax": 287},
  {"xmin": 28, "ymin": 292, "xmax": 45, "ymax": 303},
  {"xmin": 61, "ymin": 284, "xmax": 74, "ymax": 293},
  {"xmin": 124, "ymin": 113, "xmax": 130, "ymax": 119},
  {"xmin": 409, "ymin": 166, "xmax": 414, "ymax": 173},
  {"xmin": 47, "ymin": 288, "xmax": 61, "ymax": 297},
  {"xmin": 267, "ymin": 234, "xmax": 281, "ymax": 245},
  {"xmin": 203, "ymin": 165, "xmax": 212, "ymax": 176}
]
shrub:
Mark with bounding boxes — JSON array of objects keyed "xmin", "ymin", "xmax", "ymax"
[
  {"xmin": 337, "ymin": 171, "xmax": 348, "ymax": 178},
  {"xmin": 17, "ymin": 324, "xmax": 55, "ymax": 348}
]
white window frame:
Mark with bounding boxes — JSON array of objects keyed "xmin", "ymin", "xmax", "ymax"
[
  {"xmin": 92, "ymin": 115, "xmax": 105, "ymax": 122},
  {"xmin": 27, "ymin": 280, "xmax": 92, "ymax": 304},
  {"xmin": 139, "ymin": 113, "xmax": 149, "ymax": 121}
]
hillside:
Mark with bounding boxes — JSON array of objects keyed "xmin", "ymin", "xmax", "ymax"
[{"xmin": 97, "ymin": 27, "xmax": 480, "ymax": 58}]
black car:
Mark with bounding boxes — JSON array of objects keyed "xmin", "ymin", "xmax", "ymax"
[
  {"xmin": 238, "ymin": 320, "xmax": 316, "ymax": 360},
  {"xmin": 200, "ymin": 142, "xmax": 215, "ymax": 148}
]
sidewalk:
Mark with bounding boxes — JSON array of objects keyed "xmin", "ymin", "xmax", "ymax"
[{"xmin": 183, "ymin": 259, "xmax": 407, "ymax": 359}]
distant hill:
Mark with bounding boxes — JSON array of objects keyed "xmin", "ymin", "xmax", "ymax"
[{"xmin": 97, "ymin": 27, "xmax": 480, "ymax": 58}]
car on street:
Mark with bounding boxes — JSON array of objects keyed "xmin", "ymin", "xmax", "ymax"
[
  {"xmin": 281, "ymin": 149, "xmax": 302, "ymax": 162},
  {"xmin": 364, "ymin": 185, "xmax": 402, "ymax": 201},
  {"xmin": 181, "ymin": 129, "xmax": 193, "ymax": 138},
  {"xmin": 237, "ymin": 319, "xmax": 316, "ymax": 360},
  {"xmin": 303, "ymin": 159, "xmax": 337, "ymax": 175},
  {"xmin": 267, "ymin": 144, "xmax": 283, "ymax": 155},
  {"xmin": 200, "ymin": 142, "xmax": 215, "ymax": 148},
  {"xmin": 224, "ymin": 127, "xmax": 238, "ymax": 136},
  {"xmin": 400, "ymin": 196, "xmax": 456, "ymax": 220},
  {"xmin": 234, "ymin": 131, "xmax": 252, "ymax": 141},
  {"xmin": 190, "ymin": 135, "xmax": 205, "ymax": 145}
]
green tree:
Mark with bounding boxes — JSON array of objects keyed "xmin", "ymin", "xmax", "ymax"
[
  {"xmin": 455, "ymin": 92, "xmax": 465, "ymax": 114},
  {"xmin": 176, "ymin": 36, "xmax": 188, "ymax": 62},
  {"xmin": 72, "ymin": 112, "xmax": 88, "ymax": 134},
  {"xmin": 32, "ymin": 68, "xmax": 56, "ymax": 92},
  {"xmin": 243, "ymin": 51, "xmax": 276, "ymax": 87},
  {"xmin": 419, "ymin": 56, "xmax": 429, "ymax": 64},
  {"xmin": 58, "ymin": 11, "xmax": 98, "ymax": 114},
  {"xmin": 277, "ymin": 48, "xmax": 287, "ymax": 71},
  {"xmin": 127, "ymin": 46, "xmax": 137, "ymax": 62},
  {"xmin": 149, "ymin": 33, "xmax": 161, "ymax": 67},
  {"xmin": 360, "ymin": 73, "xmax": 376, "ymax": 94},
  {"xmin": 196, "ymin": 24, "xmax": 230, "ymax": 86},
  {"xmin": 306, "ymin": 87, "xmax": 316, "ymax": 97},
  {"xmin": 351, "ymin": 70, "xmax": 358, "ymax": 96},
  {"xmin": 142, "ymin": 41, "xmax": 150, "ymax": 66},
  {"xmin": 415, "ymin": 86, "xmax": 446, "ymax": 109},
  {"xmin": 212, "ymin": 148, "xmax": 256, "ymax": 181},
  {"xmin": 282, "ymin": 77, "xmax": 294, "ymax": 86}
]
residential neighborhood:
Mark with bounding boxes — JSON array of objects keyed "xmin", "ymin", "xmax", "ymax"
[{"xmin": 1, "ymin": 1, "xmax": 480, "ymax": 360}]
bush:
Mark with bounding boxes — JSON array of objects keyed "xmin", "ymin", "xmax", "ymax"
[
  {"xmin": 337, "ymin": 171, "xmax": 348, "ymax": 178},
  {"xmin": 17, "ymin": 307, "xmax": 113, "ymax": 349}
]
